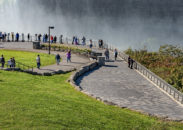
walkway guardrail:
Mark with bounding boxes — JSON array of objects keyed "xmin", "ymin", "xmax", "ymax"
[
  {"xmin": 117, "ymin": 51, "xmax": 183, "ymax": 104},
  {"xmin": 5, "ymin": 61, "xmax": 34, "ymax": 72}
]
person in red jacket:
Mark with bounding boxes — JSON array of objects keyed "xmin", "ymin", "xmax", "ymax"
[{"xmin": 51, "ymin": 35, "xmax": 53, "ymax": 43}]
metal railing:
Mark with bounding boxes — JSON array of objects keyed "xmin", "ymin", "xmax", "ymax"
[{"xmin": 4, "ymin": 61, "xmax": 34, "ymax": 72}]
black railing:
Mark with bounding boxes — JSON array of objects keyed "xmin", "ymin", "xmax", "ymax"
[{"xmin": 4, "ymin": 61, "xmax": 34, "ymax": 72}]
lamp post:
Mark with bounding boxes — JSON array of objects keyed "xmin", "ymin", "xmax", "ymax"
[{"xmin": 48, "ymin": 26, "xmax": 54, "ymax": 55}]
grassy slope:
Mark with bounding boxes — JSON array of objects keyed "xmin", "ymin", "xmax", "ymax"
[
  {"xmin": 0, "ymin": 70, "xmax": 183, "ymax": 129},
  {"xmin": 0, "ymin": 50, "xmax": 55, "ymax": 67}
]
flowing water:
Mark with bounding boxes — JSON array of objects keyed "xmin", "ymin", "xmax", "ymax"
[{"xmin": 0, "ymin": 0, "xmax": 183, "ymax": 51}]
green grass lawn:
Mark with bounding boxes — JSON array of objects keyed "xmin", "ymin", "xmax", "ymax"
[
  {"xmin": 0, "ymin": 49, "xmax": 55, "ymax": 67},
  {"xmin": 0, "ymin": 70, "xmax": 183, "ymax": 129}
]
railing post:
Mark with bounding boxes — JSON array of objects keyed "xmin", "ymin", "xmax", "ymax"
[{"xmin": 174, "ymin": 91, "xmax": 176, "ymax": 98}]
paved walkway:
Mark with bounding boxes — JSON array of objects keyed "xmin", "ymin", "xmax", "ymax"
[
  {"xmin": 77, "ymin": 53, "xmax": 183, "ymax": 120},
  {"xmin": 0, "ymin": 42, "xmax": 90, "ymax": 75}
]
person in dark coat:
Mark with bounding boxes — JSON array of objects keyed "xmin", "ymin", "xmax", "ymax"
[
  {"xmin": 128, "ymin": 56, "xmax": 131, "ymax": 68},
  {"xmin": 130, "ymin": 58, "xmax": 134, "ymax": 69},
  {"xmin": 28, "ymin": 33, "xmax": 30, "ymax": 42},
  {"xmin": 12, "ymin": 57, "xmax": 16, "ymax": 68},
  {"xmin": 114, "ymin": 49, "xmax": 118, "ymax": 61},
  {"xmin": 55, "ymin": 54, "xmax": 61, "ymax": 65},
  {"xmin": 0, "ymin": 55, "xmax": 5, "ymax": 68}
]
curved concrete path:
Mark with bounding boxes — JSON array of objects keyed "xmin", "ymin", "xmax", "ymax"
[
  {"xmin": 0, "ymin": 42, "xmax": 90, "ymax": 75},
  {"xmin": 77, "ymin": 53, "xmax": 183, "ymax": 120}
]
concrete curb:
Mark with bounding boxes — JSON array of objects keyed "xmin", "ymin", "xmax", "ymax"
[
  {"xmin": 69, "ymin": 61, "xmax": 98, "ymax": 91},
  {"xmin": 2, "ymin": 67, "xmax": 76, "ymax": 76}
]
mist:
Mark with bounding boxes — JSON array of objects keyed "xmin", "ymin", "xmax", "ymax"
[{"xmin": 0, "ymin": 0, "xmax": 183, "ymax": 51}]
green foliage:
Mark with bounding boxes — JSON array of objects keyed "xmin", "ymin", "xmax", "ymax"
[
  {"xmin": 125, "ymin": 45, "xmax": 183, "ymax": 92},
  {"xmin": 159, "ymin": 44, "xmax": 183, "ymax": 57},
  {"xmin": 0, "ymin": 50, "xmax": 55, "ymax": 67},
  {"xmin": 0, "ymin": 70, "xmax": 183, "ymax": 129},
  {"xmin": 41, "ymin": 44, "xmax": 92, "ymax": 54}
]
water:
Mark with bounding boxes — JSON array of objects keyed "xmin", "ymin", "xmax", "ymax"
[{"xmin": 0, "ymin": 0, "xmax": 183, "ymax": 51}]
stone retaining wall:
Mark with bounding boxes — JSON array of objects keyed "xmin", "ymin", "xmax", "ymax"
[
  {"xmin": 2, "ymin": 67, "xmax": 76, "ymax": 76},
  {"xmin": 69, "ymin": 62, "xmax": 98, "ymax": 91}
]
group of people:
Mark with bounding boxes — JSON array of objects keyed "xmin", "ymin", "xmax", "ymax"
[
  {"xmin": 36, "ymin": 50, "xmax": 72, "ymax": 69},
  {"xmin": 0, "ymin": 55, "xmax": 16, "ymax": 68},
  {"xmin": 72, "ymin": 36, "xmax": 95, "ymax": 48},
  {"xmin": 104, "ymin": 49, "xmax": 118, "ymax": 61},
  {"xmin": 0, "ymin": 32, "xmax": 20, "ymax": 42},
  {"xmin": 0, "ymin": 31, "xmax": 99, "ymax": 49},
  {"xmin": 0, "ymin": 32, "xmax": 7, "ymax": 42}
]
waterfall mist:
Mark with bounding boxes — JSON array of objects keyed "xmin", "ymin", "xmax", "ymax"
[{"xmin": 0, "ymin": 0, "xmax": 183, "ymax": 51}]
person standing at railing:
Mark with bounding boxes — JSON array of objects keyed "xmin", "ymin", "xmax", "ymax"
[
  {"xmin": 128, "ymin": 56, "xmax": 131, "ymax": 68},
  {"xmin": 0, "ymin": 55, "xmax": 5, "ymax": 68},
  {"xmin": 51, "ymin": 35, "xmax": 54, "ymax": 43},
  {"xmin": 22, "ymin": 33, "xmax": 25, "ymax": 42},
  {"xmin": 82, "ymin": 36, "xmax": 86, "ymax": 46},
  {"xmin": 43, "ymin": 34, "xmax": 45, "ymax": 43},
  {"xmin": 59, "ymin": 35, "xmax": 63, "ymax": 44},
  {"xmin": 0, "ymin": 32, "xmax": 2, "ymax": 42},
  {"xmin": 27, "ymin": 33, "xmax": 30, "ymax": 42},
  {"xmin": 45, "ymin": 34, "xmax": 48, "ymax": 43},
  {"xmin": 16, "ymin": 32, "xmax": 19, "ymax": 42},
  {"xmin": 38, "ymin": 34, "xmax": 42, "ymax": 42},
  {"xmin": 104, "ymin": 48, "xmax": 109, "ymax": 61},
  {"xmin": 89, "ymin": 40, "xmax": 93, "ymax": 48},
  {"xmin": 36, "ymin": 55, "xmax": 41, "ymax": 69},
  {"xmin": 54, "ymin": 36, "xmax": 57, "ymax": 43},
  {"xmin": 74, "ymin": 37, "xmax": 78, "ymax": 45},
  {"xmin": 128, "ymin": 56, "xmax": 134, "ymax": 69},
  {"xmin": 11, "ymin": 32, "xmax": 14, "ymax": 42}
]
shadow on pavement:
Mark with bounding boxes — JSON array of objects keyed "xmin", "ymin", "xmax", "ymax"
[{"xmin": 104, "ymin": 65, "xmax": 118, "ymax": 68}]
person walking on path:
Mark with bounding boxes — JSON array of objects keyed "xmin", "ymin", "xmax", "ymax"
[
  {"xmin": 104, "ymin": 48, "xmax": 110, "ymax": 61},
  {"xmin": 114, "ymin": 49, "xmax": 118, "ymax": 61},
  {"xmin": 55, "ymin": 54, "xmax": 61, "ymax": 65},
  {"xmin": 0, "ymin": 55, "xmax": 5, "ymax": 68},
  {"xmin": 66, "ymin": 50, "xmax": 71, "ymax": 63},
  {"xmin": 36, "ymin": 55, "xmax": 41, "ymax": 69}
]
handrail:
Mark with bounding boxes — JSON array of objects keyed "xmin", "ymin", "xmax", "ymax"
[{"xmin": 4, "ymin": 61, "xmax": 34, "ymax": 72}]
